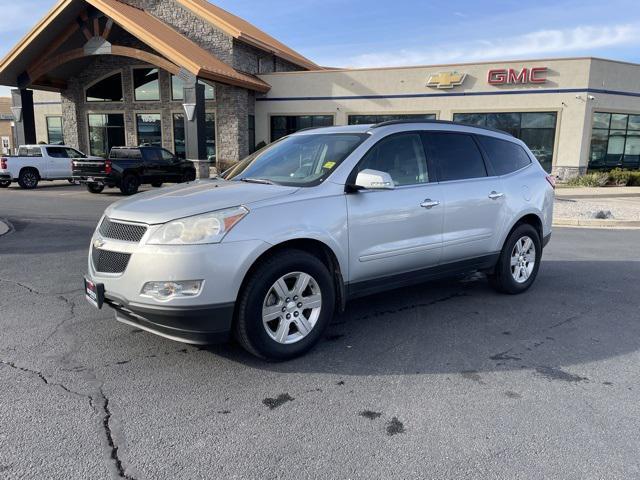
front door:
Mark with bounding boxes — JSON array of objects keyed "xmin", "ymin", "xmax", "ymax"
[
  {"xmin": 346, "ymin": 132, "xmax": 443, "ymax": 284},
  {"xmin": 423, "ymin": 131, "xmax": 507, "ymax": 263}
]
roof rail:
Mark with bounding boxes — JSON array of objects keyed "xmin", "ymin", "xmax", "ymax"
[{"xmin": 370, "ymin": 119, "xmax": 514, "ymax": 136}]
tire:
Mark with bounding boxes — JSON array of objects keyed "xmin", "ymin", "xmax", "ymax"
[
  {"xmin": 181, "ymin": 169, "xmax": 196, "ymax": 183},
  {"xmin": 119, "ymin": 174, "xmax": 140, "ymax": 195},
  {"xmin": 18, "ymin": 169, "xmax": 39, "ymax": 189},
  {"xmin": 235, "ymin": 250, "xmax": 335, "ymax": 360},
  {"xmin": 151, "ymin": 182, "xmax": 163, "ymax": 188},
  {"xmin": 67, "ymin": 179, "xmax": 77, "ymax": 184},
  {"xmin": 0, "ymin": 180, "xmax": 10, "ymax": 188},
  {"xmin": 87, "ymin": 183, "xmax": 105, "ymax": 194},
  {"xmin": 489, "ymin": 223, "xmax": 541, "ymax": 294}
]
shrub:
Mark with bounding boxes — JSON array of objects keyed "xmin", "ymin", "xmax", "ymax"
[
  {"xmin": 566, "ymin": 172, "xmax": 609, "ymax": 187},
  {"xmin": 628, "ymin": 172, "xmax": 640, "ymax": 186},
  {"xmin": 608, "ymin": 168, "xmax": 632, "ymax": 186}
]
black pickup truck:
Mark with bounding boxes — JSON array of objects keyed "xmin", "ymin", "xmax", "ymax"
[{"xmin": 72, "ymin": 146, "xmax": 197, "ymax": 195}]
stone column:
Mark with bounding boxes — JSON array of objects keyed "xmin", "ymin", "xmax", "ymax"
[
  {"xmin": 11, "ymin": 89, "xmax": 36, "ymax": 146},
  {"xmin": 183, "ymin": 79, "xmax": 208, "ymax": 179},
  {"xmin": 215, "ymin": 83, "xmax": 250, "ymax": 171}
]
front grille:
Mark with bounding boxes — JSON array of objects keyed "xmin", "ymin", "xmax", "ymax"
[
  {"xmin": 99, "ymin": 217, "xmax": 147, "ymax": 243},
  {"xmin": 92, "ymin": 247, "xmax": 131, "ymax": 274}
]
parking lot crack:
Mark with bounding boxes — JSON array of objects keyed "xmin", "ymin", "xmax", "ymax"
[{"xmin": 97, "ymin": 388, "xmax": 138, "ymax": 480}]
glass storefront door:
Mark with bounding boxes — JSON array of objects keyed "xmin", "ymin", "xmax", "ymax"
[{"xmin": 88, "ymin": 113, "xmax": 125, "ymax": 157}]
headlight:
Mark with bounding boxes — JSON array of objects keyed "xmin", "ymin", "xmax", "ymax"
[{"xmin": 147, "ymin": 206, "xmax": 248, "ymax": 245}]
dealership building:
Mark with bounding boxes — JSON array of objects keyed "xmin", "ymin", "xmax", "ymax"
[{"xmin": 1, "ymin": 0, "xmax": 640, "ymax": 178}]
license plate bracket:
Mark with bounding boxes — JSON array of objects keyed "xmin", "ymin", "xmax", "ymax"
[{"xmin": 84, "ymin": 276, "xmax": 105, "ymax": 309}]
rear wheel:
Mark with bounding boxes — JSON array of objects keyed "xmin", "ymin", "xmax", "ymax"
[
  {"xmin": 235, "ymin": 250, "xmax": 335, "ymax": 360},
  {"xmin": 489, "ymin": 223, "xmax": 541, "ymax": 294},
  {"xmin": 0, "ymin": 180, "xmax": 10, "ymax": 188},
  {"xmin": 18, "ymin": 169, "xmax": 39, "ymax": 189},
  {"xmin": 86, "ymin": 183, "xmax": 104, "ymax": 194},
  {"xmin": 119, "ymin": 174, "xmax": 140, "ymax": 195}
]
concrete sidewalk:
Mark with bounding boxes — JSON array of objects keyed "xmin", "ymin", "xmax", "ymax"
[{"xmin": 554, "ymin": 186, "xmax": 640, "ymax": 227}]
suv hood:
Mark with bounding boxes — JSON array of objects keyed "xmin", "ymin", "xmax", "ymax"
[{"xmin": 105, "ymin": 179, "xmax": 299, "ymax": 224}]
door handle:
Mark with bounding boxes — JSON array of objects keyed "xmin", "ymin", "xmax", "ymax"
[
  {"xmin": 420, "ymin": 199, "xmax": 441, "ymax": 209},
  {"xmin": 488, "ymin": 191, "xmax": 505, "ymax": 200}
]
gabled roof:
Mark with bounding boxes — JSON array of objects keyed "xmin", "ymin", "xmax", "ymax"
[
  {"xmin": 0, "ymin": 0, "xmax": 271, "ymax": 92},
  {"xmin": 176, "ymin": 0, "xmax": 320, "ymax": 70},
  {"xmin": 90, "ymin": 0, "xmax": 271, "ymax": 91}
]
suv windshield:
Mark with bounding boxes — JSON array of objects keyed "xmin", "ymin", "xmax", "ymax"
[{"xmin": 222, "ymin": 133, "xmax": 369, "ymax": 187}]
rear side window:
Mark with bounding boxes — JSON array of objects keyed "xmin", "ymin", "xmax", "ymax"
[
  {"xmin": 424, "ymin": 132, "xmax": 486, "ymax": 181},
  {"xmin": 477, "ymin": 135, "xmax": 532, "ymax": 175},
  {"xmin": 18, "ymin": 147, "xmax": 42, "ymax": 157}
]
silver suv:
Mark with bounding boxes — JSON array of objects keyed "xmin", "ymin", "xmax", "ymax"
[{"xmin": 85, "ymin": 120, "xmax": 555, "ymax": 360}]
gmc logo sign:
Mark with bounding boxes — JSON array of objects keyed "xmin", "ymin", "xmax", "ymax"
[{"xmin": 488, "ymin": 67, "xmax": 548, "ymax": 85}]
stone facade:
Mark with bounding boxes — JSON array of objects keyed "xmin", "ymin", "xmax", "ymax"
[{"xmin": 57, "ymin": 0, "xmax": 306, "ymax": 163}]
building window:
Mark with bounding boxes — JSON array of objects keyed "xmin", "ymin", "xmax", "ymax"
[
  {"xmin": 348, "ymin": 113, "xmax": 436, "ymax": 125},
  {"xmin": 136, "ymin": 113, "xmax": 162, "ymax": 146},
  {"xmin": 86, "ymin": 73, "xmax": 123, "ymax": 102},
  {"xmin": 133, "ymin": 68, "xmax": 160, "ymax": 101},
  {"xmin": 46, "ymin": 116, "xmax": 64, "ymax": 145},
  {"xmin": 171, "ymin": 76, "xmax": 215, "ymax": 101},
  {"xmin": 270, "ymin": 115, "xmax": 333, "ymax": 142},
  {"xmin": 248, "ymin": 115, "xmax": 256, "ymax": 153},
  {"xmin": 453, "ymin": 112, "xmax": 557, "ymax": 172},
  {"xmin": 588, "ymin": 112, "xmax": 640, "ymax": 170},
  {"xmin": 172, "ymin": 112, "xmax": 216, "ymax": 160},
  {"xmin": 88, "ymin": 113, "xmax": 125, "ymax": 157}
]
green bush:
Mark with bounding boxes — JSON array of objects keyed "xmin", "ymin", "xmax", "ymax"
[
  {"xmin": 608, "ymin": 168, "xmax": 632, "ymax": 186},
  {"xmin": 628, "ymin": 172, "xmax": 640, "ymax": 186},
  {"xmin": 566, "ymin": 172, "xmax": 609, "ymax": 187}
]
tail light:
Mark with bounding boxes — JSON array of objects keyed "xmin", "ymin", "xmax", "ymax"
[
  {"xmin": 104, "ymin": 160, "xmax": 112, "ymax": 175},
  {"xmin": 545, "ymin": 174, "xmax": 556, "ymax": 190},
  {"xmin": 0, "ymin": 157, "xmax": 7, "ymax": 170}
]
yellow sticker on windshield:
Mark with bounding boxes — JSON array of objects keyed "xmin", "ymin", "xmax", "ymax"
[{"xmin": 323, "ymin": 161, "xmax": 336, "ymax": 169}]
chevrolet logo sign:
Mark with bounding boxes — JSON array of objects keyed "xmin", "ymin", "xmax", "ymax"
[{"xmin": 426, "ymin": 71, "xmax": 467, "ymax": 89}]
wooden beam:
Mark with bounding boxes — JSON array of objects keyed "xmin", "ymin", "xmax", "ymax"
[
  {"xmin": 102, "ymin": 19, "xmax": 114, "ymax": 39},
  {"xmin": 24, "ymin": 21, "xmax": 81, "ymax": 86},
  {"xmin": 93, "ymin": 18, "xmax": 100, "ymax": 36}
]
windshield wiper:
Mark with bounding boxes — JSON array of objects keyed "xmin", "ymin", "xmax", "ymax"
[{"xmin": 240, "ymin": 177, "xmax": 275, "ymax": 185}]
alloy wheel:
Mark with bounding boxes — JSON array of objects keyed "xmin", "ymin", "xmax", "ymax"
[
  {"xmin": 262, "ymin": 271, "xmax": 322, "ymax": 345},
  {"xmin": 510, "ymin": 236, "xmax": 536, "ymax": 283}
]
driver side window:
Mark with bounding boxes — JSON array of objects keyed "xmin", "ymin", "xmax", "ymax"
[{"xmin": 356, "ymin": 133, "xmax": 429, "ymax": 186}]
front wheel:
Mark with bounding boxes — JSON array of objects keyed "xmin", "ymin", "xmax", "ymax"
[
  {"xmin": 87, "ymin": 183, "xmax": 104, "ymax": 194},
  {"xmin": 119, "ymin": 175, "xmax": 140, "ymax": 195},
  {"xmin": 18, "ymin": 169, "xmax": 39, "ymax": 189},
  {"xmin": 235, "ymin": 250, "xmax": 335, "ymax": 360},
  {"xmin": 181, "ymin": 169, "xmax": 196, "ymax": 183},
  {"xmin": 0, "ymin": 180, "xmax": 10, "ymax": 188},
  {"xmin": 489, "ymin": 223, "xmax": 541, "ymax": 294}
]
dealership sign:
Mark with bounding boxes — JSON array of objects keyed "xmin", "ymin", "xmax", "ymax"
[
  {"xmin": 487, "ymin": 67, "xmax": 548, "ymax": 85},
  {"xmin": 427, "ymin": 71, "xmax": 467, "ymax": 89}
]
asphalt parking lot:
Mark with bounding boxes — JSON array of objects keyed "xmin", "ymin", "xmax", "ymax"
[{"xmin": 1, "ymin": 181, "xmax": 639, "ymax": 479}]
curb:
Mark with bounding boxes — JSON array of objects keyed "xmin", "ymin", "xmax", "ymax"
[
  {"xmin": 553, "ymin": 217, "xmax": 640, "ymax": 229},
  {"xmin": 0, "ymin": 218, "xmax": 12, "ymax": 237}
]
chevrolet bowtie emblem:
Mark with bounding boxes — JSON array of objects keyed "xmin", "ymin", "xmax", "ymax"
[{"xmin": 426, "ymin": 71, "xmax": 467, "ymax": 89}]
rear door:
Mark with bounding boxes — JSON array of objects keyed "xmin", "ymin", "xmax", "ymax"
[
  {"xmin": 423, "ymin": 131, "xmax": 507, "ymax": 264},
  {"xmin": 346, "ymin": 131, "xmax": 443, "ymax": 285}
]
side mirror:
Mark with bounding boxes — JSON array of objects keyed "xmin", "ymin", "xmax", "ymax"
[{"xmin": 354, "ymin": 169, "xmax": 395, "ymax": 190}]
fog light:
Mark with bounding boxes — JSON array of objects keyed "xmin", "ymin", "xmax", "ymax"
[{"xmin": 141, "ymin": 280, "xmax": 203, "ymax": 300}]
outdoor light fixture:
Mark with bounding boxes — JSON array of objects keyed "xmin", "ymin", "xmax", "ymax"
[
  {"xmin": 183, "ymin": 103, "xmax": 197, "ymax": 121},
  {"xmin": 10, "ymin": 106, "xmax": 22, "ymax": 122}
]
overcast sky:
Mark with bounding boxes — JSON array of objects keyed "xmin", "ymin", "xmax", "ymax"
[{"xmin": 1, "ymin": 0, "xmax": 639, "ymax": 96}]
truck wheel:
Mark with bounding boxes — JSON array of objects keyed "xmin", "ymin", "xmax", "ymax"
[
  {"xmin": 119, "ymin": 175, "xmax": 140, "ymax": 195},
  {"xmin": 489, "ymin": 223, "xmax": 541, "ymax": 295},
  {"xmin": 182, "ymin": 169, "xmax": 196, "ymax": 183},
  {"xmin": 235, "ymin": 250, "xmax": 335, "ymax": 361},
  {"xmin": 151, "ymin": 182, "xmax": 163, "ymax": 188},
  {"xmin": 87, "ymin": 183, "xmax": 104, "ymax": 194},
  {"xmin": 0, "ymin": 181, "xmax": 10, "ymax": 188},
  {"xmin": 18, "ymin": 168, "xmax": 39, "ymax": 189}
]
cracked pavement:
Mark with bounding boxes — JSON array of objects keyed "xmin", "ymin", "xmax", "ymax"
[{"xmin": 1, "ymin": 182, "xmax": 640, "ymax": 479}]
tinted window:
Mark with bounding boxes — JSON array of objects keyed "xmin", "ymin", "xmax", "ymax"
[
  {"xmin": 424, "ymin": 133, "xmax": 486, "ymax": 181},
  {"xmin": 477, "ymin": 136, "xmax": 531, "ymax": 175},
  {"xmin": 348, "ymin": 114, "xmax": 436, "ymax": 125},
  {"xmin": 161, "ymin": 149, "xmax": 175, "ymax": 161},
  {"xmin": 133, "ymin": 68, "xmax": 160, "ymax": 101},
  {"xmin": 46, "ymin": 147, "xmax": 69, "ymax": 158},
  {"xmin": 142, "ymin": 148, "xmax": 162, "ymax": 162},
  {"xmin": 356, "ymin": 133, "xmax": 428, "ymax": 186},
  {"xmin": 86, "ymin": 73, "xmax": 123, "ymax": 102},
  {"xmin": 270, "ymin": 115, "xmax": 333, "ymax": 142}
]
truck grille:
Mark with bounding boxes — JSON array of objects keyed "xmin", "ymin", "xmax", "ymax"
[
  {"xmin": 99, "ymin": 217, "xmax": 147, "ymax": 243},
  {"xmin": 92, "ymin": 248, "xmax": 131, "ymax": 274}
]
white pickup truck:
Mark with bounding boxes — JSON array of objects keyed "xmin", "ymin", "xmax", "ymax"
[{"xmin": 0, "ymin": 145, "xmax": 101, "ymax": 189}]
